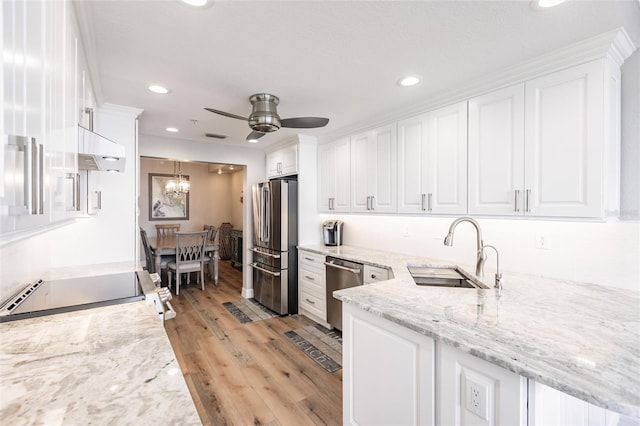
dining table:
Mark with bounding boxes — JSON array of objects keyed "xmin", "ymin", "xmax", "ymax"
[{"xmin": 148, "ymin": 235, "xmax": 219, "ymax": 286}]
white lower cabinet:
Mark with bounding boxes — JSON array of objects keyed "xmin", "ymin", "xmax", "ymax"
[
  {"xmin": 343, "ymin": 303, "xmax": 435, "ymax": 426},
  {"xmin": 528, "ymin": 381, "xmax": 622, "ymax": 426},
  {"xmin": 437, "ymin": 343, "xmax": 527, "ymax": 426},
  {"xmin": 298, "ymin": 250, "xmax": 327, "ymax": 325}
]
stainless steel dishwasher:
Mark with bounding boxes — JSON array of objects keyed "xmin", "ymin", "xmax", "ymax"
[{"xmin": 325, "ymin": 256, "xmax": 363, "ymax": 330}]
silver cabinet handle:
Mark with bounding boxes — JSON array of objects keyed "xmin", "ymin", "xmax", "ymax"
[
  {"xmin": 366, "ymin": 196, "xmax": 370, "ymax": 210},
  {"xmin": 427, "ymin": 193, "xmax": 433, "ymax": 212},
  {"xmin": 421, "ymin": 193, "xmax": 426, "ymax": 211},
  {"xmin": 370, "ymin": 195, "xmax": 375, "ymax": 210},
  {"xmin": 250, "ymin": 247, "xmax": 281, "ymax": 259},
  {"xmin": 304, "ymin": 275, "xmax": 315, "ymax": 281},
  {"xmin": 514, "ymin": 190, "xmax": 520, "ymax": 212},
  {"xmin": 249, "ymin": 262, "xmax": 281, "ymax": 276},
  {"xmin": 304, "ymin": 298, "xmax": 315, "ymax": 305},
  {"xmin": 324, "ymin": 261, "xmax": 361, "ymax": 274},
  {"xmin": 525, "ymin": 189, "xmax": 531, "ymax": 213},
  {"xmin": 7, "ymin": 136, "xmax": 43, "ymax": 215},
  {"xmin": 96, "ymin": 191, "xmax": 102, "ymax": 210},
  {"xmin": 303, "ymin": 256, "xmax": 316, "ymax": 262}
]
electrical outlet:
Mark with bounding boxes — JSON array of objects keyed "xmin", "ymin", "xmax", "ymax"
[
  {"xmin": 535, "ymin": 232, "xmax": 550, "ymax": 249},
  {"xmin": 465, "ymin": 378, "xmax": 488, "ymax": 420}
]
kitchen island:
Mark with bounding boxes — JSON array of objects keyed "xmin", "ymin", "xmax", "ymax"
[
  {"xmin": 0, "ymin": 263, "xmax": 200, "ymax": 425},
  {"xmin": 299, "ymin": 244, "xmax": 640, "ymax": 422}
]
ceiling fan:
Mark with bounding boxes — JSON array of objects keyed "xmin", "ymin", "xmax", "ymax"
[{"xmin": 205, "ymin": 93, "xmax": 330, "ymax": 141}]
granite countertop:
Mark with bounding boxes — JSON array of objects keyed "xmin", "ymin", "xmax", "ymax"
[
  {"xmin": 0, "ymin": 264, "xmax": 200, "ymax": 425},
  {"xmin": 298, "ymin": 244, "xmax": 640, "ymax": 418}
]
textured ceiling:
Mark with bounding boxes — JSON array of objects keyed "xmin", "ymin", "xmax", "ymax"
[{"xmin": 75, "ymin": 0, "xmax": 640, "ymax": 149}]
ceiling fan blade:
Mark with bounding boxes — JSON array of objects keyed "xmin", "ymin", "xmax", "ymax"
[
  {"xmin": 204, "ymin": 107, "xmax": 248, "ymax": 121},
  {"xmin": 247, "ymin": 131, "xmax": 266, "ymax": 141},
  {"xmin": 280, "ymin": 117, "xmax": 330, "ymax": 129}
]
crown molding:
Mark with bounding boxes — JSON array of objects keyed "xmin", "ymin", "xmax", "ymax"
[
  {"xmin": 320, "ymin": 27, "xmax": 638, "ymax": 144},
  {"xmin": 99, "ymin": 103, "xmax": 144, "ymax": 119}
]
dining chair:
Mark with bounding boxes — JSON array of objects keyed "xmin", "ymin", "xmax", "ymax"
[
  {"xmin": 156, "ymin": 223, "xmax": 181, "ymax": 239},
  {"xmin": 140, "ymin": 227, "xmax": 172, "ymax": 282},
  {"xmin": 203, "ymin": 226, "xmax": 220, "ymax": 285},
  {"xmin": 167, "ymin": 231, "xmax": 208, "ymax": 295},
  {"xmin": 203, "ymin": 224, "xmax": 215, "ymax": 242}
]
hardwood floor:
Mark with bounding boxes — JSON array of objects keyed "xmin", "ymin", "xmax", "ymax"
[{"xmin": 164, "ymin": 262, "xmax": 343, "ymax": 426}]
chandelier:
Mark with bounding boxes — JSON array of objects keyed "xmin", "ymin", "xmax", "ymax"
[{"xmin": 165, "ymin": 161, "xmax": 190, "ymax": 196}]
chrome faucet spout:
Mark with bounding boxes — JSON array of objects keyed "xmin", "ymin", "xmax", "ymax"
[
  {"xmin": 443, "ymin": 216, "xmax": 486, "ymax": 278},
  {"xmin": 482, "ymin": 244, "xmax": 503, "ymax": 289}
]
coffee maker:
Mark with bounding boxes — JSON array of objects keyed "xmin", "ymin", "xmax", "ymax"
[{"xmin": 322, "ymin": 220, "xmax": 344, "ymax": 246}]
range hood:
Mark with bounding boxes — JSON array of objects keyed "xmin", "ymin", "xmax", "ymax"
[{"xmin": 77, "ymin": 125, "xmax": 126, "ymax": 172}]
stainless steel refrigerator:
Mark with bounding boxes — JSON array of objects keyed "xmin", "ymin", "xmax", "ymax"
[{"xmin": 250, "ymin": 179, "xmax": 298, "ymax": 315}]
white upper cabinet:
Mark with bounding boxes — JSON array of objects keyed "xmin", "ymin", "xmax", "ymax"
[
  {"xmin": 469, "ymin": 59, "xmax": 620, "ymax": 219},
  {"xmin": 267, "ymin": 143, "xmax": 298, "ymax": 178},
  {"xmin": 468, "ymin": 84, "xmax": 525, "ymax": 215},
  {"xmin": 318, "ymin": 137, "xmax": 350, "ymax": 212},
  {"xmin": 350, "ymin": 123, "xmax": 397, "ymax": 213},
  {"xmin": 398, "ymin": 102, "xmax": 467, "ymax": 215},
  {"xmin": 524, "ymin": 59, "xmax": 617, "ymax": 218},
  {"xmin": 426, "ymin": 101, "xmax": 467, "ymax": 214}
]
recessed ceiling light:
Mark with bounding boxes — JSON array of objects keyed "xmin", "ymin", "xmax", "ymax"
[
  {"xmin": 182, "ymin": 0, "xmax": 208, "ymax": 6},
  {"xmin": 398, "ymin": 75, "xmax": 422, "ymax": 87},
  {"xmin": 148, "ymin": 85, "xmax": 169, "ymax": 94},
  {"xmin": 166, "ymin": 127, "xmax": 179, "ymax": 133},
  {"xmin": 531, "ymin": 0, "xmax": 567, "ymax": 9},
  {"xmin": 247, "ymin": 139, "xmax": 259, "ymax": 144}
]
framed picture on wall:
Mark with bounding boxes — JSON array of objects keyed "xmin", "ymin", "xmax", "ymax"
[{"xmin": 149, "ymin": 173, "xmax": 190, "ymax": 220}]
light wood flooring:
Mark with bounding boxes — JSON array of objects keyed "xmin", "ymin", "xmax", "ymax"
[{"xmin": 164, "ymin": 261, "xmax": 343, "ymax": 426}]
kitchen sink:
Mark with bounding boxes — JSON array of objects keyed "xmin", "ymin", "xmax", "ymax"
[{"xmin": 407, "ymin": 265, "xmax": 488, "ymax": 289}]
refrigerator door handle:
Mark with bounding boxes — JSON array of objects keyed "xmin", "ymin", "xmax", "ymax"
[
  {"xmin": 250, "ymin": 247, "xmax": 281, "ymax": 258},
  {"xmin": 249, "ymin": 262, "xmax": 281, "ymax": 277},
  {"xmin": 263, "ymin": 185, "xmax": 270, "ymax": 242}
]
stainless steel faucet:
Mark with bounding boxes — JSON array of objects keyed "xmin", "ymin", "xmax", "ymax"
[
  {"xmin": 443, "ymin": 217, "xmax": 487, "ymax": 278},
  {"xmin": 482, "ymin": 244, "xmax": 503, "ymax": 289}
]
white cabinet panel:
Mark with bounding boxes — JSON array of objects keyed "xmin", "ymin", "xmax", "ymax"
[
  {"xmin": 350, "ymin": 124, "xmax": 397, "ymax": 213},
  {"xmin": 468, "ymin": 84, "xmax": 525, "ymax": 215},
  {"xmin": 298, "ymin": 250, "xmax": 327, "ymax": 325},
  {"xmin": 397, "ymin": 113, "xmax": 429, "ymax": 213},
  {"xmin": 427, "ymin": 101, "xmax": 467, "ymax": 214},
  {"xmin": 318, "ymin": 137, "xmax": 350, "ymax": 212},
  {"xmin": 344, "ymin": 304, "xmax": 434, "ymax": 426},
  {"xmin": 437, "ymin": 343, "xmax": 527, "ymax": 426},
  {"xmin": 397, "ymin": 102, "xmax": 467, "ymax": 215},
  {"xmin": 524, "ymin": 60, "xmax": 606, "ymax": 218},
  {"xmin": 267, "ymin": 143, "xmax": 297, "ymax": 178},
  {"xmin": 528, "ymin": 381, "xmax": 622, "ymax": 426}
]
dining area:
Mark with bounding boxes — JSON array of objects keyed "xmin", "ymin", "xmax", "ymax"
[{"xmin": 140, "ymin": 223, "xmax": 223, "ymax": 294}]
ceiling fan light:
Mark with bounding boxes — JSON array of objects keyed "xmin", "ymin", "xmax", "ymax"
[
  {"xmin": 148, "ymin": 85, "xmax": 169, "ymax": 94},
  {"xmin": 247, "ymin": 139, "xmax": 259, "ymax": 144},
  {"xmin": 398, "ymin": 75, "xmax": 422, "ymax": 87},
  {"xmin": 166, "ymin": 127, "xmax": 179, "ymax": 133}
]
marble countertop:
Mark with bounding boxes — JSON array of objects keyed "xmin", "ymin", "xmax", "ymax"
[
  {"xmin": 299, "ymin": 244, "xmax": 640, "ymax": 418},
  {"xmin": 0, "ymin": 265, "xmax": 200, "ymax": 425}
]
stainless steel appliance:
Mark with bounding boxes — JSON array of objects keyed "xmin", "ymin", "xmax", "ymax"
[
  {"xmin": 325, "ymin": 256, "xmax": 363, "ymax": 330},
  {"xmin": 0, "ymin": 270, "xmax": 175, "ymax": 323},
  {"xmin": 322, "ymin": 220, "xmax": 344, "ymax": 246},
  {"xmin": 250, "ymin": 179, "xmax": 298, "ymax": 315}
]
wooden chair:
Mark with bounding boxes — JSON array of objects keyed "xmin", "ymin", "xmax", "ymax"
[
  {"xmin": 156, "ymin": 223, "xmax": 181, "ymax": 238},
  {"xmin": 167, "ymin": 231, "xmax": 208, "ymax": 295},
  {"xmin": 203, "ymin": 224, "xmax": 216, "ymax": 242},
  {"xmin": 140, "ymin": 227, "xmax": 170, "ymax": 274}
]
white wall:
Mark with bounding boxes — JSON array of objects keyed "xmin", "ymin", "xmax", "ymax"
[{"xmin": 139, "ymin": 133, "xmax": 265, "ymax": 297}]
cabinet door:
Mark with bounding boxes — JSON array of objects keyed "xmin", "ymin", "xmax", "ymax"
[
  {"xmin": 426, "ymin": 101, "xmax": 467, "ymax": 215},
  {"xmin": 524, "ymin": 60, "xmax": 604, "ymax": 218},
  {"xmin": 468, "ymin": 84, "xmax": 525, "ymax": 215},
  {"xmin": 369, "ymin": 123, "xmax": 397, "ymax": 213},
  {"xmin": 437, "ymin": 343, "xmax": 527, "ymax": 426},
  {"xmin": 528, "ymin": 381, "xmax": 621, "ymax": 426},
  {"xmin": 318, "ymin": 138, "xmax": 350, "ymax": 212},
  {"xmin": 397, "ymin": 113, "xmax": 429, "ymax": 213},
  {"xmin": 279, "ymin": 143, "xmax": 298, "ymax": 176},
  {"xmin": 343, "ymin": 304, "xmax": 434, "ymax": 426},
  {"xmin": 266, "ymin": 150, "xmax": 281, "ymax": 178},
  {"xmin": 350, "ymin": 131, "xmax": 370, "ymax": 212}
]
